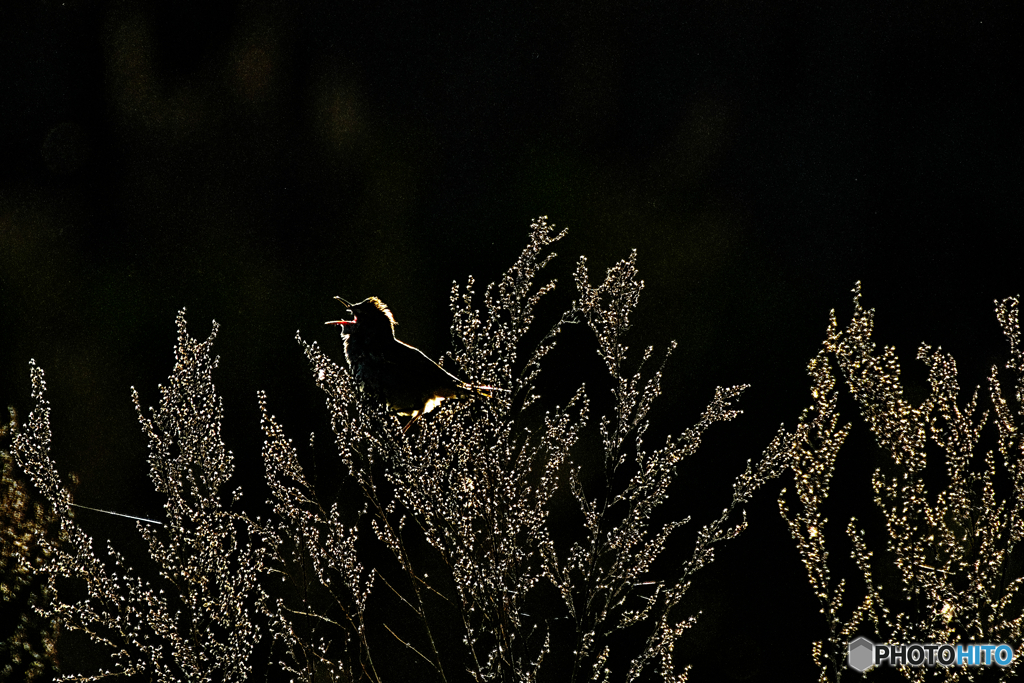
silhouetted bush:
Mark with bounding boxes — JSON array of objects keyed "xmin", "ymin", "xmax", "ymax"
[
  {"xmin": 10, "ymin": 219, "xmax": 790, "ymax": 681},
  {"xmin": 11, "ymin": 221, "xmax": 1023, "ymax": 681},
  {"xmin": 781, "ymin": 285, "xmax": 1024, "ymax": 681},
  {"xmin": 1, "ymin": 408, "xmax": 58, "ymax": 681}
]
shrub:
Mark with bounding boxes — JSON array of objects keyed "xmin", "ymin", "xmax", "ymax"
[
  {"xmin": 10, "ymin": 218, "xmax": 791, "ymax": 681},
  {"xmin": 781, "ymin": 285, "xmax": 1024, "ymax": 681}
]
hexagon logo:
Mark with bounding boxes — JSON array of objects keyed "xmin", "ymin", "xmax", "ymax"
[{"xmin": 848, "ymin": 636, "xmax": 875, "ymax": 672}]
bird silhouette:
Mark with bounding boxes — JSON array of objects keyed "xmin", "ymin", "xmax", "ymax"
[{"xmin": 326, "ymin": 296, "xmax": 499, "ymax": 431}]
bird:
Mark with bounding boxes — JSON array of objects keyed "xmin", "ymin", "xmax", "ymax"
[{"xmin": 326, "ymin": 296, "xmax": 500, "ymax": 431}]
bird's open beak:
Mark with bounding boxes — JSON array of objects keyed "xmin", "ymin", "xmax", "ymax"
[{"xmin": 326, "ymin": 296, "xmax": 356, "ymax": 326}]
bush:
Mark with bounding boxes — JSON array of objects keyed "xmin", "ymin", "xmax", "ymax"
[
  {"xmin": 9, "ymin": 219, "xmax": 789, "ymax": 681},
  {"xmin": 781, "ymin": 285, "xmax": 1024, "ymax": 681},
  {"xmin": 17, "ymin": 222, "xmax": 1022, "ymax": 681}
]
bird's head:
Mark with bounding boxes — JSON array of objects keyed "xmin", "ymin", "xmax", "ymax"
[{"xmin": 326, "ymin": 296, "xmax": 397, "ymax": 338}]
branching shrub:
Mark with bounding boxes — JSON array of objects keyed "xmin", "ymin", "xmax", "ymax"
[
  {"xmin": 261, "ymin": 218, "xmax": 791, "ymax": 682},
  {"xmin": 781, "ymin": 284, "xmax": 1024, "ymax": 681},
  {"xmin": 1, "ymin": 407, "xmax": 59, "ymax": 681},
  {"xmin": 10, "ymin": 218, "xmax": 791, "ymax": 681},
  {"xmin": 12, "ymin": 319, "xmax": 268, "ymax": 681}
]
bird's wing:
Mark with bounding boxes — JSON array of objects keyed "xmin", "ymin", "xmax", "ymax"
[
  {"xmin": 393, "ymin": 341, "xmax": 468, "ymax": 397},
  {"xmin": 393, "ymin": 342, "xmax": 504, "ymax": 396},
  {"xmin": 399, "ymin": 341, "xmax": 464, "ymax": 380}
]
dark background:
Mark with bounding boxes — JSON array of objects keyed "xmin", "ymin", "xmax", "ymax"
[{"xmin": 1, "ymin": 0, "xmax": 1021, "ymax": 680}]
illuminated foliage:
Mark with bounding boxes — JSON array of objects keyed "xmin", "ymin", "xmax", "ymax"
[
  {"xmin": 260, "ymin": 218, "xmax": 791, "ymax": 681},
  {"xmin": 10, "ymin": 218, "xmax": 789, "ymax": 681},
  {"xmin": 1, "ymin": 407, "xmax": 58, "ymax": 681},
  {"xmin": 11, "ymin": 321, "xmax": 268, "ymax": 682},
  {"xmin": 782, "ymin": 285, "xmax": 1024, "ymax": 681}
]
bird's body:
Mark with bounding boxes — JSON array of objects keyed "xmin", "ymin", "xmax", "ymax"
[{"xmin": 327, "ymin": 297, "xmax": 495, "ymax": 429}]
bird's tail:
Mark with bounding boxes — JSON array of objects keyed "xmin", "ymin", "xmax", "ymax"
[{"xmin": 462, "ymin": 383, "xmax": 508, "ymax": 399}]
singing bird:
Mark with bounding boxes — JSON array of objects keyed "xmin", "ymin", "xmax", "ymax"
[{"xmin": 326, "ymin": 296, "xmax": 499, "ymax": 430}]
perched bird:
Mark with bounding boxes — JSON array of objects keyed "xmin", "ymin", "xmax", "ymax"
[{"xmin": 326, "ymin": 296, "xmax": 499, "ymax": 430}]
